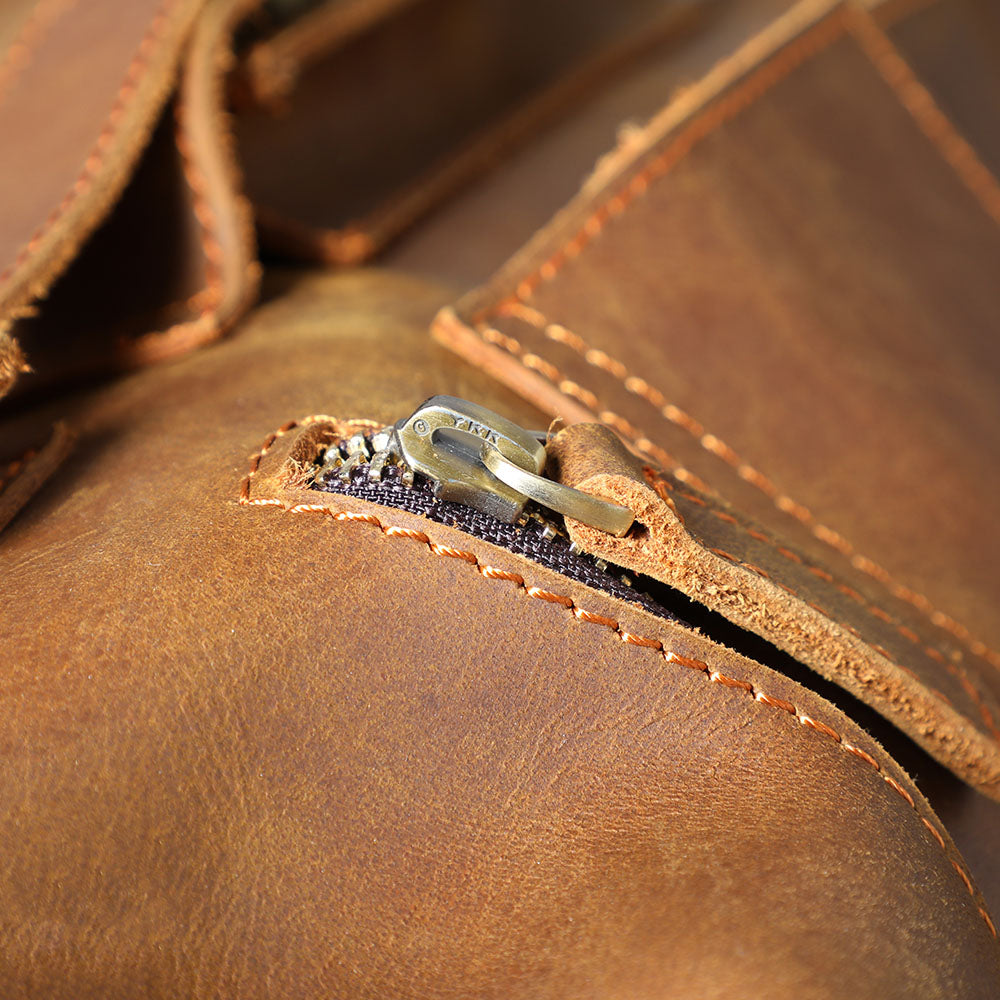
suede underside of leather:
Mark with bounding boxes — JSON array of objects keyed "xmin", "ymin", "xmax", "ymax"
[{"xmin": 0, "ymin": 271, "xmax": 997, "ymax": 998}]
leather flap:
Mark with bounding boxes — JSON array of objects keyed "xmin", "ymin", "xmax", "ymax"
[
  {"xmin": 433, "ymin": 0, "xmax": 1000, "ymax": 796},
  {"xmin": 0, "ymin": 0, "xmax": 260, "ymax": 402}
]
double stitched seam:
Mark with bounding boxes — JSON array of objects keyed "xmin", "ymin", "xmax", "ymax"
[
  {"xmin": 477, "ymin": 313, "xmax": 1000, "ymax": 718},
  {"xmin": 0, "ymin": 0, "xmax": 181, "ymax": 288},
  {"xmin": 237, "ymin": 417, "xmax": 997, "ymax": 942},
  {"xmin": 0, "ymin": 0, "xmax": 79, "ymax": 105},
  {"xmin": 468, "ymin": 5, "xmax": 1000, "ymax": 678},
  {"xmin": 646, "ymin": 471, "xmax": 1000, "ymax": 743}
]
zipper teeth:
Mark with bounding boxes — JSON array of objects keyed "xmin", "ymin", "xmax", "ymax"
[{"xmin": 310, "ymin": 435, "xmax": 677, "ymax": 622}]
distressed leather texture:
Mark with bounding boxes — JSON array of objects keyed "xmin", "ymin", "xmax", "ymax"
[
  {"xmin": 439, "ymin": 0, "xmax": 1000, "ymax": 792},
  {"xmin": 0, "ymin": 270, "xmax": 998, "ymax": 997},
  {"xmin": 1, "ymin": 0, "xmax": 999, "ymax": 995},
  {"xmin": 0, "ymin": 0, "xmax": 259, "ymax": 401}
]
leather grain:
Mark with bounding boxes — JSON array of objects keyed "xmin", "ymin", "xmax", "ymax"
[
  {"xmin": 544, "ymin": 422, "xmax": 1000, "ymax": 797},
  {"xmin": 0, "ymin": 0, "xmax": 206, "ymax": 395},
  {"xmin": 437, "ymin": 0, "xmax": 1000, "ymax": 783},
  {"xmin": 0, "ymin": 270, "xmax": 997, "ymax": 998}
]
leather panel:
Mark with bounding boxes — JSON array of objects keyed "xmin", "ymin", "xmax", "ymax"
[
  {"xmin": 0, "ymin": 269, "xmax": 997, "ymax": 997},
  {"xmin": 0, "ymin": 0, "xmax": 206, "ymax": 394},
  {"xmin": 437, "ymin": 0, "xmax": 1000, "ymax": 791}
]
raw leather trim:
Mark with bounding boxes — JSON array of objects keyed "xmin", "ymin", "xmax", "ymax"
[
  {"xmin": 0, "ymin": 0, "xmax": 207, "ymax": 397},
  {"xmin": 545, "ymin": 423, "xmax": 1000, "ymax": 800},
  {"xmin": 432, "ymin": 0, "xmax": 1000, "ymax": 794},
  {"xmin": 237, "ymin": 414, "xmax": 999, "ymax": 942}
]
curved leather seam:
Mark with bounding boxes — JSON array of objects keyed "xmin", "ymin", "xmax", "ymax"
[
  {"xmin": 237, "ymin": 414, "xmax": 999, "ymax": 942},
  {"xmin": 0, "ymin": 0, "xmax": 185, "ymax": 293},
  {"xmin": 468, "ymin": 317, "xmax": 1000, "ymax": 750},
  {"xmin": 463, "ymin": 3, "xmax": 1000, "ymax": 679}
]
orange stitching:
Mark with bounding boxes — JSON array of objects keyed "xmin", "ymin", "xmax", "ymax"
[
  {"xmin": 481, "ymin": 565, "xmax": 524, "ymax": 585},
  {"xmin": 640, "ymin": 473, "xmax": 1000, "ymax": 742},
  {"xmin": 619, "ymin": 631, "xmax": 663, "ymax": 650},
  {"xmin": 0, "ymin": 0, "xmax": 180, "ymax": 288},
  {"xmin": 921, "ymin": 815, "xmax": 947, "ymax": 850},
  {"xmin": 574, "ymin": 607, "xmax": 619, "ymax": 629},
  {"xmin": 527, "ymin": 586, "xmax": 574, "ymax": 608},
  {"xmin": 798, "ymin": 715, "xmax": 842, "ymax": 743},
  {"xmin": 429, "ymin": 543, "xmax": 479, "ymax": 563},
  {"xmin": 0, "ymin": 0, "xmax": 79, "ymax": 106},
  {"xmin": 663, "ymin": 650, "xmax": 708, "ymax": 673},
  {"xmin": 237, "ymin": 417, "xmax": 996, "ymax": 940},
  {"xmin": 494, "ymin": 12, "xmax": 846, "ymax": 307},
  {"xmin": 846, "ymin": 5, "xmax": 1000, "ymax": 228},
  {"xmin": 472, "ymin": 10, "xmax": 1000, "ymax": 679},
  {"xmin": 843, "ymin": 742, "xmax": 880, "ymax": 770},
  {"xmin": 709, "ymin": 671, "xmax": 754, "ymax": 693},
  {"xmin": 755, "ymin": 691, "xmax": 796, "ymax": 715}
]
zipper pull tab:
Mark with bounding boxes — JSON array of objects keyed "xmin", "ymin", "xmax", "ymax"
[{"xmin": 391, "ymin": 396, "xmax": 634, "ymax": 536}]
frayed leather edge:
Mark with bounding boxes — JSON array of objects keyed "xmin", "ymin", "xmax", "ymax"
[{"xmin": 0, "ymin": 421, "xmax": 75, "ymax": 534}]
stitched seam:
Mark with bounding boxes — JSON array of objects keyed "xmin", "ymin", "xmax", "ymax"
[
  {"xmin": 238, "ymin": 416, "xmax": 997, "ymax": 942},
  {"xmin": 172, "ymin": 96, "xmax": 225, "ymax": 320},
  {"xmin": 467, "ymin": 3, "xmax": 1000, "ymax": 674},
  {"xmin": 846, "ymin": 5, "xmax": 1000, "ymax": 227},
  {"xmin": 642, "ymin": 471, "xmax": 1000, "ymax": 742},
  {"xmin": 478, "ymin": 315, "xmax": 1000, "ymax": 686},
  {"xmin": 0, "ymin": 0, "xmax": 79, "ymax": 106},
  {"xmin": 0, "ymin": 0, "xmax": 180, "ymax": 289},
  {"xmin": 479, "ymin": 11, "xmax": 846, "ymax": 310}
]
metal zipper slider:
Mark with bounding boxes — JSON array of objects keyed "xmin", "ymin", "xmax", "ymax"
[{"xmin": 387, "ymin": 396, "xmax": 634, "ymax": 536}]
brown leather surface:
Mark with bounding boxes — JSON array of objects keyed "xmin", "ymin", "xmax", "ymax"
[
  {"xmin": 1, "ymin": 269, "xmax": 998, "ymax": 997},
  {"xmin": 542, "ymin": 422, "xmax": 1000, "ymax": 797},
  {"xmin": 385, "ymin": 0, "xmax": 798, "ymax": 288},
  {"xmin": 1, "ymin": 0, "xmax": 261, "ymax": 404},
  {"xmin": 438, "ymin": 0, "xmax": 1000, "ymax": 768},
  {"xmin": 234, "ymin": 0, "xmax": 694, "ymax": 263},
  {"xmin": 0, "ymin": 0, "xmax": 206, "ymax": 396}
]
